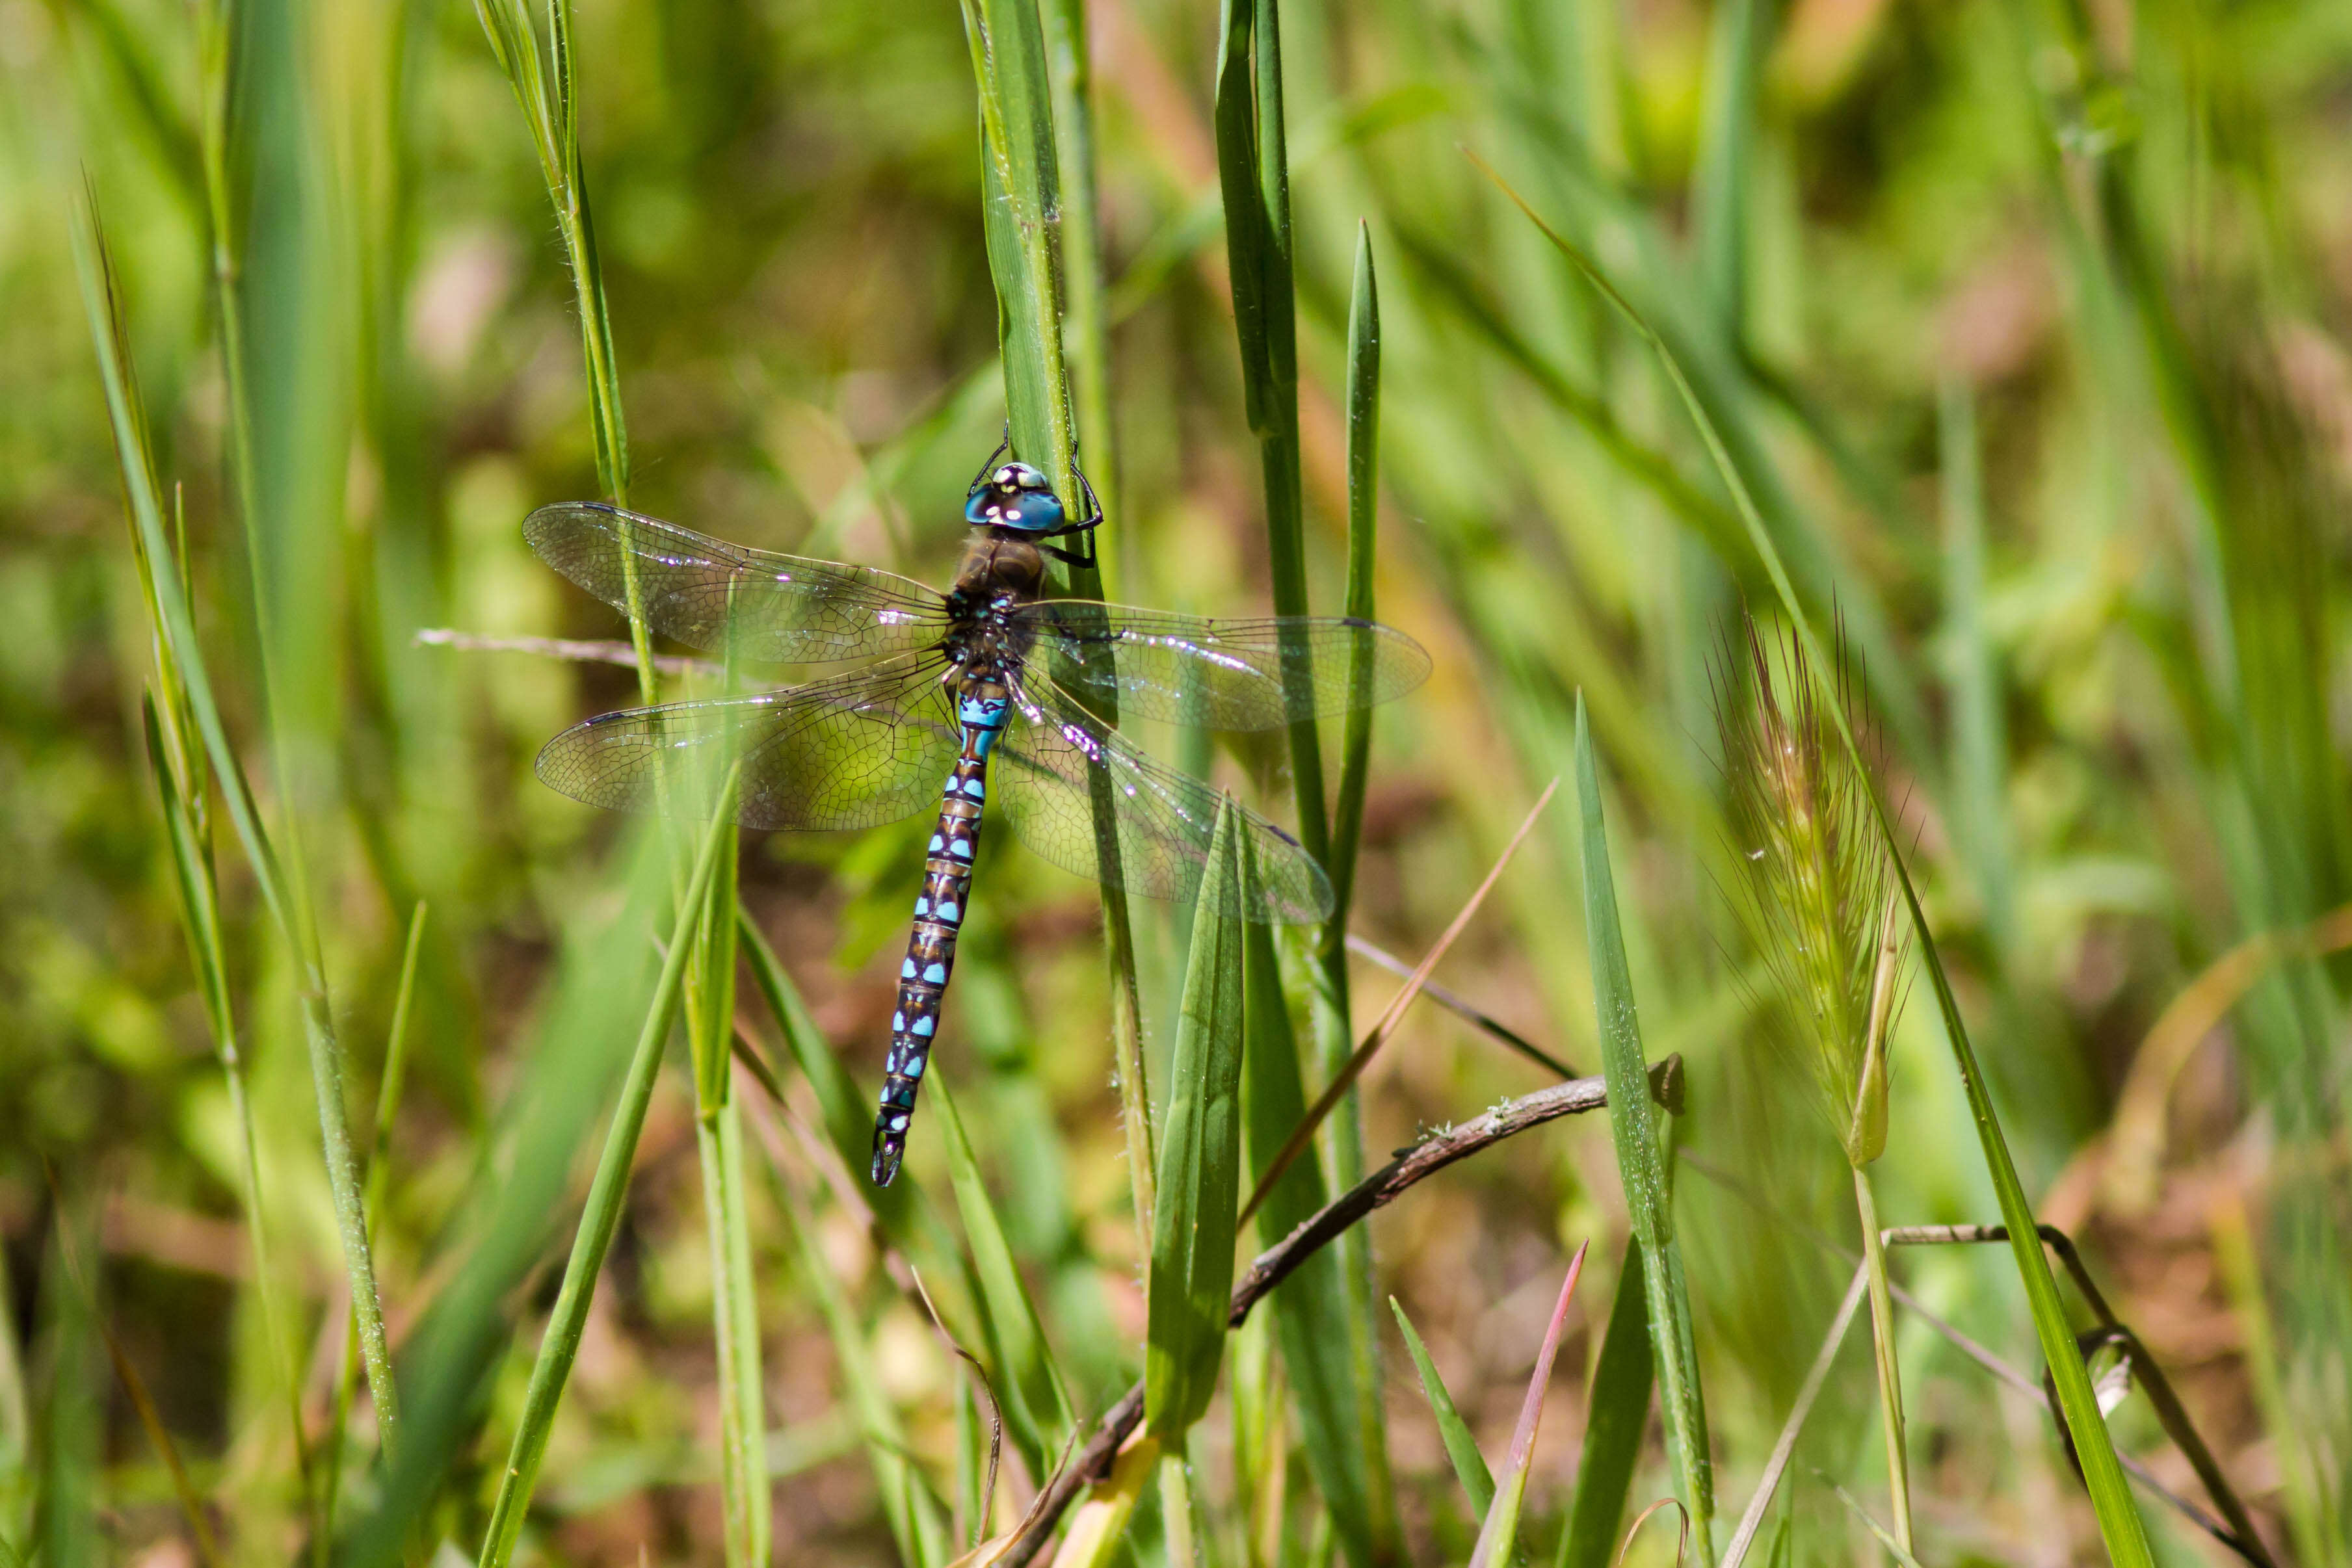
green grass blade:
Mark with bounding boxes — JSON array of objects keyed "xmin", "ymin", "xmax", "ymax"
[
  {"xmin": 34, "ymin": 1201, "xmax": 101, "ymax": 1568},
  {"xmin": 1145, "ymin": 801, "xmax": 1249, "ymax": 1439},
  {"xmin": 701, "ymin": 1097, "xmax": 770, "ymax": 1566},
  {"xmin": 1050, "ymin": 1435, "xmax": 1163, "ymax": 1568},
  {"xmin": 966, "ymin": 0, "xmax": 1066, "ymax": 469},
  {"xmin": 1390, "ymin": 1297, "xmax": 1494, "ymax": 1517},
  {"xmin": 327, "ymin": 900, "xmax": 430, "ymax": 1539},
  {"xmin": 930, "ymin": 1069, "xmax": 1076, "ymax": 1480},
  {"xmin": 190, "ymin": 0, "xmax": 399, "ymax": 1457},
  {"xmin": 471, "ymin": 0, "xmax": 650, "ymax": 706},
  {"xmin": 369, "ymin": 904, "xmax": 429, "ymax": 1195},
  {"xmin": 1039, "ymin": 0, "xmax": 1119, "ymax": 596},
  {"xmin": 1312, "ymin": 250, "xmax": 1392, "ymax": 1496},
  {"xmin": 1215, "ymin": 8, "xmax": 1394, "ymax": 1530},
  {"xmin": 1574, "ymin": 700, "xmax": 1715, "ymax": 1559},
  {"xmin": 1468, "ymin": 1243, "xmax": 1591, "ymax": 1568},
  {"xmin": 691, "ymin": 817, "xmax": 743, "ymax": 1116},
  {"xmin": 1688, "ymin": 0, "xmax": 1765, "ymax": 335},
  {"xmin": 693, "ymin": 817, "xmax": 765, "ymax": 1567},
  {"xmin": 739, "ymin": 908, "xmax": 878, "ymax": 1175},
  {"xmin": 962, "ymin": 0, "xmax": 1154, "ymax": 1249},
  {"xmin": 1230, "ymin": 1309, "xmax": 1284, "ymax": 1568},
  {"xmin": 1241, "ymin": 905, "xmax": 1394, "ymax": 1567},
  {"xmin": 1215, "ymin": 0, "xmax": 1326, "ymax": 867},
  {"xmin": 344, "ymin": 835, "xmax": 667, "ymax": 1562},
  {"xmin": 1937, "ymin": 381, "xmax": 2016, "ymax": 958},
  {"xmin": 1325, "ymin": 222, "xmax": 1381, "ymax": 941},
  {"xmin": 1558, "ymin": 1238, "xmax": 1654, "ymax": 1568},
  {"xmin": 139, "ymin": 694, "xmax": 317, "ymax": 1535},
  {"xmin": 476, "ymin": 777, "xmax": 740, "ymax": 1568},
  {"xmin": 1385, "ymin": 227, "xmax": 1747, "ymax": 567},
  {"xmin": 1214, "ymin": 0, "xmax": 1270, "ymax": 439},
  {"xmin": 1501, "ymin": 177, "xmax": 2157, "ymax": 1568},
  {"xmin": 1822, "ymin": 1476, "xmax": 1929, "ymax": 1568},
  {"xmin": 75, "ymin": 195, "xmax": 401, "ymax": 1459},
  {"xmin": 685, "ymin": 802, "xmax": 765, "ymax": 1565}
]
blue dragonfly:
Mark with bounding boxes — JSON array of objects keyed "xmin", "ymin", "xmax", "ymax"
[{"xmin": 527, "ymin": 449, "xmax": 1428, "ymax": 1184}]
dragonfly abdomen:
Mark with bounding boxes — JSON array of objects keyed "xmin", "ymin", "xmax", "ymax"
[{"xmin": 871, "ymin": 686, "xmax": 1008, "ymax": 1186}]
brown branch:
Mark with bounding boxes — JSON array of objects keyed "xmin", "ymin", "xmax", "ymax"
[
  {"xmin": 1003, "ymin": 1055, "xmax": 1683, "ymax": 1568},
  {"xmin": 1881, "ymin": 1223, "xmax": 2119, "ymax": 1326}
]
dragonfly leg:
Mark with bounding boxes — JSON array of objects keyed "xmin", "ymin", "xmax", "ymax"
[
  {"xmin": 964, "ymin": 427, "xmax": 1012, "ymax": 493},
  {"xmin": 1035, "ymin": 456, "xmax": 1105, "ymax": 569},
  {"xmin": 1068, "ymin": 456, "xmax": 1105, "ymax": 530},
  {"xmin": 1038, "ymin": 522, "xmax": 1100, "ymax": 570}
]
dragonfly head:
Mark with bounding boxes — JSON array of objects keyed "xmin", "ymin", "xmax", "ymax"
[{"xmin": 964, "ymin": 461, "xmax": 1068, "ymax": 535}]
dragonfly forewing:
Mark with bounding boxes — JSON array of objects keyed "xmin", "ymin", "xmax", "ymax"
[
  {"xmin": 990, "ymin": 679, "xmax": 1334, "ymax": 923},
  {"xmin": 526, "ymin": 501, "xmax": 952, "ymax": 664},
  {"xmin": 1016, "ymin": 603, "xmax": 1429, "ymax": 731},
  {"xmin": 535, "ymin": 657, "xmax": 960, "ymax": 831}
]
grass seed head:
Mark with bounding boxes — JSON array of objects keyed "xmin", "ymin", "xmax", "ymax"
[{"xmin": 1714, "ymin": 611, "xmax": 1906, "ymax": 1168}]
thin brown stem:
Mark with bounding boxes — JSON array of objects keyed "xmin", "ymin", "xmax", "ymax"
[
  {"xmin": 1879, "ymin": 1227, "xmax": 2271, "ymax": 1568},
  {"xmin": 1002, "ymin": 1055, "xmax": 1682, "ymax": 1568},
  {"xmin": 1721, "ymin": 1263, "xmax": 1870, "ymax": 1568},
  {"xmin": 1342, "ymin": 934, "xmax": 1578, "ymax": 1078},
  {"xmin": 1241, "ymin": 779, "xmax": 1559, "ymax": 1224},
  {"xmin": 1685, "ymin": 1157, "xmax": 2275, "ymax": 1568}
]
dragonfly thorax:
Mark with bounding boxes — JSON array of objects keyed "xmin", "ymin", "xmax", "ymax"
[{"xmin": 951, "ymin": 532, "xmax": 1046, "ymax": 603}]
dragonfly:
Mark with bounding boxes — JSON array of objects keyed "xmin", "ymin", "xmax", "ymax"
[{"xmin": 526, "ymin": 448, "xmax": 1429, "ymax": 1185}]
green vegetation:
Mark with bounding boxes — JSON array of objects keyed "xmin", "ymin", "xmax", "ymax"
[{"xmin": 1, "ymin": 0, "xmax": 2347, "ymax": 1561}]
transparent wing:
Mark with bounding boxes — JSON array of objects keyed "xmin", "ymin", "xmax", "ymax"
[
  {"xmin": 990, "ymin": 678, "xmax": 1334, "ymax": 924},
  {"xmin": 1015, "ymin": 602, "xmax": 1430, "ymax": 731},
  {"xmin": 526, "ymin": 501, "xmax": 951, "ymax": 663},
  {"xmin": 535, "ymin": 657, "xmax": 958, "ymax": 831}
]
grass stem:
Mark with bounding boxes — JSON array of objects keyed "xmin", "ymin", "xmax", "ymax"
[
  {"xmin": 1160, "ymin": 1454, "xmax": 1200, "ymax": 1568},
  {"xmin": 1852, "ymin": 1168, "xmax": 1912, "ymax": 1554}
]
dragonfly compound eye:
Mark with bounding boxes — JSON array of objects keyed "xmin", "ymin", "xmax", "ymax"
[{"xmin": 965, "ymin": 460, "xmax": 1067, "ymax": 533}]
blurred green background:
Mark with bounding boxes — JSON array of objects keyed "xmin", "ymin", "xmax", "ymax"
[{"xmin": 1, "ymin": 0, "xmax": 2349, "ymax": 1560}]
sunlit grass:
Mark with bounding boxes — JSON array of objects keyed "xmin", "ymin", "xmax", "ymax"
[{"xmin": 1, "ymin": 0, "xmax": 2347, "ymax": 1560}]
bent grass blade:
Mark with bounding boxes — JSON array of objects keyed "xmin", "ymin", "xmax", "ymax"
[
  {"xmin": 1390, "ymin": 1296, "xmax": 1494, "ymax": 1519},
  {"xmin": 1467, "ymin": 1241, "xmax": 1592, "ymax": 1568},
  {"xmin": 1487, "ymin": 161, "xmax": 2159, "ymax": 1568},
  {"xmin": 1575, "ymin": 701, "xmax": 1716, "ymax": 1557},
  {"xmin": 476, "ymin": 772, "xmax": 741, "ymax": 1568},
  {"xmin": 1144, "ymin": 801, "xmax": 1249, "ymax": 1441},
  {"xmin": 78, "ymin": 196, "xmax": 399, "ymax": 1467}
]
